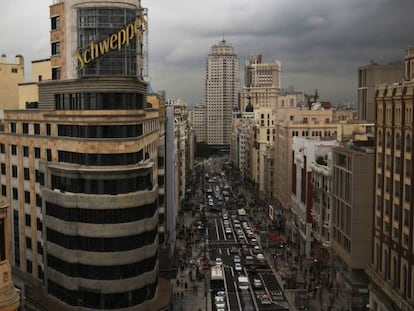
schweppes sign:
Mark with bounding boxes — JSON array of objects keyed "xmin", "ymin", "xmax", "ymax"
[{"xmin": 76, "ymin": 15, "xmax": 147, "ymax": 71}]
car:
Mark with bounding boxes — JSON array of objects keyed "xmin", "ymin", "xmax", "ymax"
[
  {"xmin": 234, "ymin": 263, "xmax": 242, "ymax": 272},
  {"xmin": 256, "ymin": 253, "xmax": 265, "ymax": 261},
  {"xmin": 253, "ymin": 278, "xmax": 263, "ymax": 289},
  {"xmin": 233, "ymin": 255, "xmax": 241, "ymax": 263},
  {"xmin": 225, "ymin": 227, "xmax": 232, "ymax": 234},
  {"xmin": 215, "ymin": 258, "xmax": 223, "ymax": 266},
  {"xmin": 216, "ymin": 291, "xmax": 226, "ymax": 297},
  {"xmin": 252, "ymin": 245, "xmax": 261, "ymax": 254},
  {"xmin": 230, "ymin": 246, "xmax": 239, "ymax": 254},
  {"xmin": 222, "ymin": 214, "xmax": 228, "ymax": 220},
  {"xmin": 214, "ymin": 296, "xmax": 226, "ymax": 309},
  {"xmin": 250, "ymin": 238, "xmax": 258, "ymax": 246},
  {"xmin": 258, "ymin": 294, "xmax": 272, "ymax": 305}
]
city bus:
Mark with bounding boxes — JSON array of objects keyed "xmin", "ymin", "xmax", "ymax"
[{"xmin": 210, "ymin": 265, "xmax": 225, "ymax": 294}]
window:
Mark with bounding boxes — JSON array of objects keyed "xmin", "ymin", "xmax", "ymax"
[
  {"xmin": 11, "ymin": 68, "xmax": 18, "ymax": 73},
  {"xmin": 47, "ymin": 149, "xmax": 52, "ymax": 161},
  {"xmin": 395, "ymin": 157, "xmax": 401, "ymax": 174},
  {"xmin": 22, "ymin": 123, "xmax": 28, "ymax": 134},
  {"xmin": 405, "ymin": 159, "xmax": 411, "ymax": 178},
  {"xmin": 26, "ymin": 259, "xmax": 32, "ymax": 274},
  {"xmin": 24, "ymin": 191, "xmax": 30, "ymax": 204},
  {"xmin": 52, "ymin": 67, "xmax": 61, "ymax": 80},
  {"xmin": 25, "ymin": 214, "xmax": 31, "ymax": 227},
  {"xmin": 51, "ymin": 42, "xmax": 60, "ymax": 55},
  {"xmin": 10, "ymin": 123, "xmax": 16, "ymax": 133},
  {"xmin": 12, "ymin": 188, "xmax": 18, "ymax": 200},
  {"xmin": 11, "ymin": 165, "xmax": 17, "ymax": 178},
  {"xmin": 24, "ymin": 168, "xmax": 30, "ymax": 180},
  {"xmin": 378, "ymin": 130, "xmax": 382, "ymax": 147},
  {"xmin": 37, "ymin": 218, "xmax": 43, "ymax": 232},
  {"xmin": 34, "ymin": 123, "xmax": 40, "ymax": 135},
  {"xmin": 386, "ymin": 131, "xmax": 391, "ymax": 148},
  {"xmin": 35, "ymin": 147, "xmax": 41, "ymax": 159},
  {"xmin": 26, "ymin": 237, "xmax": 32, "ymax": 250},
  {"xmin": 1, "ymin": 163, "xmax": 5, "ymax": 175},
  {"xmin": 406, "ymin": 134, "xmax": 412, "ymax": 153},
  {"xmin": 1, "ymin": 185, "xmax": 6, "ymax": 196},
  {"xmin": 37, "ymin": 242, "xmax": 43, "ymax": 255},
  {"xmin": 396, "ymin": 132, "xmax": 401, "ymax": 150},
  {"xmin": 404, "ymin": 185, "xmax": 411, "ymax": 203},
  {"xmin": 51, "ymin": 16, "xmax": 60, "ymax": 30},
  {"xmin": 46, "ymin": 124, "xmax": 51, "ymax": 136},
  {"xmin": 36, "ymin": 194, "xmax": 42, "ymax": 208},
  {"xmin": 393, "ymin": 204, "xmax": 400, "ymax": 221},
  {"xmin": 394, "ymin": 181, "xmax": 400, "ymax": 198},
  {"xmin": 11, "ymin": 145, "xmax": 17, "ymax": 155},
  {"xmin": 23, "ymin": 146, "xmax": 29, "ymax": 157},
  {"xmin": 0, "ymin": 144, "xmax": 4, "ymax": 153}
]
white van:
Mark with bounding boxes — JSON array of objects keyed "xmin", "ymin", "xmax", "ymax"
[{"xmin": 237, "ymin": 276, "xmax": 249, "ymax": 291}]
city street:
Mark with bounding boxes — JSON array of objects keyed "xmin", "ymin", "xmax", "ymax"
[{"xmin": 171, "ymin": 157, "xmax": 348, "ymax": 310}]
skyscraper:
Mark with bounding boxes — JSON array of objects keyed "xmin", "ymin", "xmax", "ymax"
[
  {"xmin": 205, "ymin": 40, "xmax": 240, "ymax": 147},
  {"xmin": 0, "ymin": 1, "xmax": 167, "ymax": 309}
]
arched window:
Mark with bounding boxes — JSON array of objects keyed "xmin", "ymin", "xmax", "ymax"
[
  {"xmin": 376, "ymin": 244, "xmax": 381, "ymax": 270},
  {"xmin": 395, "ymin": 132, "xmax": 401, "ymax": 150},
  {"xmin": 406, "ymin": 134, "xmax": 412, "ymax": 153},
  {"xmin": 378, "ymin": 130, "xmax": 382, "ymax": 147},
  {"xmin": 403, "ymin": 265, "xmax": 408, "ymax": 298},
  {"xmin": 386, "ymin": 131, "xmax": 391, "ymax": 148},
  {"xmin": 393, "ymin": 256, "xmax": 398, "ymax": 287},
  {"xmin": 384, "ymin": 249, "xmax": 389, "ymax": 280}
]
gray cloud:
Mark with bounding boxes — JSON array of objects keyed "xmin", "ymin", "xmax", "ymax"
[{"xmin": 2, "ymin": 0, "xmax": 414, "ymax": 107}]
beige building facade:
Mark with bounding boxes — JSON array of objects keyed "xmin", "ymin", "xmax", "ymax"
[
  {"xmin": 0, "ymin": 55, "xmax": 25, "ymax": 110},
  {"xmin": 18, "ymin": 58, "xmax": 51, "ymax": 109},
  {"xmin": 367, "ymin": 46, "xmax": 414, "ymax": 311},
  {"xmin": 0, "ymin": 199, "xmax": 19, "ymax": 311},
  {"xmin": 357, "ymin": 61, "xmax": 404, "ymax": 122},
  {"xmin": 331, "ymin": 142, "xmax": 374, "ymax": 308},
  {"xmin": 273, "ymin": 105, "xmax": 339, "ymax": 231}
]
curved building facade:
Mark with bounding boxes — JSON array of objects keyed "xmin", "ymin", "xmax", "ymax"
[{"xmin": 0, "ymin": 0, "xmax": 163, "ymax": 310}]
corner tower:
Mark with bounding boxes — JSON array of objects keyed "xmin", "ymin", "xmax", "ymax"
[{"xmin": 1, "ymin": 0, "xmax": 163, "ymax": 310}]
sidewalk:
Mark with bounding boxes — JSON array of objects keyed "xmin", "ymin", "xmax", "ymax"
[
  {"xmin": 171, "ymin": 211, "xmax": 211, "ymax": 311},
  {"xmin": 260, "ymin": 229, "xmax": 349, "ymax": 311}
]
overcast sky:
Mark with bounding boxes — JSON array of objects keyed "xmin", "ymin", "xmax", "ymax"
[{"xmin": 2, "ymin": 0, "xmax": 414, "ymax": 107}]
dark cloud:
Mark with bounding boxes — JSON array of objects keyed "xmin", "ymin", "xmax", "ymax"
[{"xmin": 2, "ymin": 0, "xmax": 413, "ymax": 107}]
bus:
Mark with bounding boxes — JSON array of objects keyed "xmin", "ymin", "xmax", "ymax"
[
  {"xmin": 237, "ymin": 208, "xmax": 247, "ymax": 221},
  {"xmin": 210, "ymin": 265, "xmax": 225, "ymax": 294}
]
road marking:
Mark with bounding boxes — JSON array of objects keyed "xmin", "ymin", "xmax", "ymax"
[{"xmin": 234, "ymin": 280, "xmax": 243, "ymax": 311}]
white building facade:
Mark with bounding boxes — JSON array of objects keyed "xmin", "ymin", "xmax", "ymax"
[{"xmin": 205, "ymin": 40, "xmax": 240, "ymax": 146}]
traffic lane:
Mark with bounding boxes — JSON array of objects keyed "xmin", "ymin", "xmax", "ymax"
[
  {"xmin": 224, "ymin": 267, "xmax": 241, "ymax": 311},
  {"xmin": 259, "ymin": 271, "xmax": 290, "ymax": 310}
]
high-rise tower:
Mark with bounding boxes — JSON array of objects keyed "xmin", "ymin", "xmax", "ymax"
[
  {"xmin": 205, "ymin": 40, "xmax": 240, "ymax": 147},
  {"xmin": 0, "ymin": 1, "xmax": 166, "ymax": 309}
]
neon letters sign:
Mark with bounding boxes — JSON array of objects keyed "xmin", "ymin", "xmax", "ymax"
[{"xmin": 76, "ymin": 15, "xmax": 147, "ymax": 71}]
